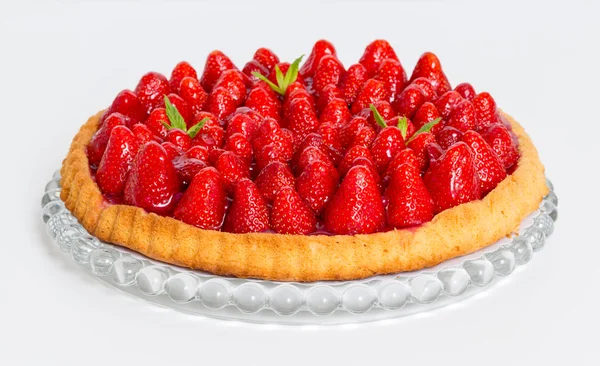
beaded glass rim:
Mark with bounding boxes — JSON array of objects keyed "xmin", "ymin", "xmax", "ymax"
[{"xmin": 42, "ymin": 169, "xmax": 558, "ymax": 324}]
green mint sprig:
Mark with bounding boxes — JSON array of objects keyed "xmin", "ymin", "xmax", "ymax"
[
  {"xmin": 161, "ymin": 95, "xmax": 208, "ymax": 139},
  {"xmin": 252, "ymin": 55, "xmax": 304, "ymax": 95}
]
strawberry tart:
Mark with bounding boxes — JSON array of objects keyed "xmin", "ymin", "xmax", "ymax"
[{"xmin": 60, "ymin": 40, "xmax": 548, "ymax": 281}]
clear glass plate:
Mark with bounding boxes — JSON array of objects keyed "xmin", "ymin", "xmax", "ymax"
[{"xmin": 42, "ymin": 170, "xmax": 557, "ymax": 324}]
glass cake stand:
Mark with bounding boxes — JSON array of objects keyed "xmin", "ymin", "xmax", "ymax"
[{"xmin": 42, "ymin": 169, "xmax": 558, "ymax": 325}]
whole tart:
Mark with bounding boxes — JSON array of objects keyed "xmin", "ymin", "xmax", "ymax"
[{"xmin": 60, "ymin": 41, "xmax": 548, "ymax": 281}]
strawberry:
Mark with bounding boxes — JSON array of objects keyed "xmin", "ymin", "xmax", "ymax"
[
  {"xmin": 96, "ymin": 126, "xmax": 139, "ymax": 196},
  {"xmin": 161, "ymin": 93, "xmax": 191, "ymax": 125},
  {"xmin": 254, "ymin": 56, "xmax": 304, "ymax": 96},
  {"xmin": 173, "ymin": 167, "xmax": 226, "ymax": 230},
  {"xmin": 392, "ymin": 84, "xmax": 425, "ymax": 119},
  {"xmin": 169, "ymin": 61, "xmax": 197, "ymax": 93},
  {"xmin": 480, "ymin": 123, "xmax": 520, "ymax": 170},
  {"xmin": 223, "ymin": 178, "xmax": 269, "ymax": 233},
  {"xmin": 351, "ymin": 79, "xmax": 386, "ymax": 114},
  {"xmin": 339, "ymin": 63, "xmax": 368, "ymax": 105},
  {"xmin": 242, "ymin": 60, "xmax": 269, "ymax": 83},
  {"xmin": 144, "ymin": 108, "xmax": 169, "ymax": 138},
  {"xmin": 123, "ymin": 141, "xmax": 180, "ymax": 215},
  {"xmin": 411, "ymin": 77, "xmax": 437, "ymax": 102},
  {"xmin": 407, "ymin": 132, "xmax": 436, "ymax": 172},
  {"xmin": 255, "ymin": 161, "xmax": 295, "ymax": 203},
  {"xmin": 283, "ymin": 86, "xmax": 314, "ymax": 126},
  {"xmin": 105, "ymin": 90, "xmax": 146, "ymax": 125},
  {"xmin": 300, "ymin": 39, "xmax": 337, "ymax": 78},
  {"xmin": 350, "ymin": 125, "xmax": 376, "ymax": 149},
  {"xmin": 436, "ymin": 126, "xmax": 464, "ymax": 150},
  {"xmin": 446, "ymin": 99, "xmax": 476, "ymax": 132},
  {"xmin": 409, "ymin": 52, "xmax": 451, "ymax": 95},
  {"xmin": 324, "ymin": 165, "xmax": 385, "ymax": 234},
  {"xmin": 134, "ymin": 72, "xmax": 171, "ymax": 114},
  {"xmin": 213, "ymin": 69, "xmax": 247, "ymax": 102},
  {"xmin": 371, "ymin": 125, "xmax": 406, "ymax": 173},
  {"xmin": 462, "ymin": 130, "xmax": 507, "ymax": 195},
  {"xmin": 293, "ymin": 132, "xmax": 342, "ymax": 168},
  {"xmin": 426, "ymin": 143, "xmax": 444, "ymax": 161},
  {"xmin": 413, "ymin": 102, "xmax": 443, "ymax": 135},
  {"xmin": 172, "ymin": 156, "xmax": 207, "ymax": 186},
  {"xmin": 338, "ymin": 145, "xmax": 375, "ymax": 177},
  {"xmin": 318, "ymin": 122, "xmax": 343, "ymax": 157},
  {"xmin": 375, "ymin": 58, "xmax": 407, "ymax": 101},
  {"xmin": 313, "ymin": 55, "xmax": 345, "ymax": 96},
  {"xmin": 224, "ymin": 132, "xmax": 253, "ymax": 165},
  {"xmin": 226, "ymin": 113, "xmax": 260, "ymax": 140},
  {"xmin": 359, "ymin": 100, "xmax": 395, "ymax": 131},
  {"xmin": 185, "ymin": 145, "xmax": 209, "ymax": 162},
  {"xmin": 161, "ymin": 142, "xmax": 182, "ymax": 161},
  {"xmin": 359, "ymin": 40, "xmax": 399, "ymax": 78},
  {"xmin": 472, "ymin": 92, "xmax": 498, "ymax": 131},
  {"xmin": 271, "ymin": 186, "xmax": 317, "ymax": 234},
  {"xmin": 232, "ymin": 106, "xmax": 264, "ymax": 127},
  {"xmin": 295, "ymin": 146, "xmax": 333, "ymax": 175},
  {"xmin": 131, "ymin": 123, "xmax": 157, "ymax": 145},
  {"xmin": 287, "ymin": 97, "xmax": 319, "ymax": 142},
  {"xmin": 385, "ymin": 162, "xmax": 434, "ymax": 228},
  {"xmin": 179, "ymin": 76, "xmax": 208, "ymax": 119},
  {"xmin": 253, "ymin": 47, "xmax": 280, "ymax": 72},
  {"xmin": 316, "ymin": 84, "xmax": 343, "ymax": 115},
  {"xmin": 88, "ymin": 112, "xmax": 127, "ymax": 166},
  {"xmin": 214, "ymin": 151, "xmax": 249, "ymax": 193},
  {"xmin": 252, "ymin": 120, "xmax": 294, "ymax": 163},
  {"xmin": 296, "ymin": 160, "xmax": 339, "ymax": 215},
  {"xmin": 245, "ymin": 84, "xmax": 281, "ymax": 121},
  {"xmin": 319, "ymin": 98, "xmax": 351, "ymax": 127},
  {"xmin": 199, "ymin": 50, "xmax": 236, "ymax": 92},
  {"xmin": 384, "ymin": 148, "xmax": 420, "ymax": 181},
  {"xmin": 339, "ymin": 116, "xmax": 368, "ymax": 148},
  {"xmin": 423, "ymin": 142, "xmax": 481, "ymax": 213},
  {"xmin": 454, "ymin": 82, "xmax": 476, "ymax": 101},
  {"xmin": 434, "ymin": 90, "xmax": 463, "ymax": 118}
]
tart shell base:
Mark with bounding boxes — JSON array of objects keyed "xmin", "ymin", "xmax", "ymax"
[{"xmin": 60, "ymin": 111, "xmax": 548, "ymax": 281}]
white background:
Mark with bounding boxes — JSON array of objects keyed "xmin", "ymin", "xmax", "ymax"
[{"xmin": 1, "ymin": 1, "xmax": 599, "ymax": 365}]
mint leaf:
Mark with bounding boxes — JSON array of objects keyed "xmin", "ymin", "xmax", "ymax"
[
  {"xmin": 369, "ymin": 104, "xmax": 387, "ymax": 128},
  {"xmin": 252, "ymin": 71, "xmax": 282, "ymax": 94},
  {"xmin": 275, "ymin": 65, "xmax": 285, "ymax": 90},
  {"xmin": 397, "ymin": 116, "xmax": 408, "ymax": 139},
  {"xmin": 283, "ymin": 55, "xmax": 304, "ymax": 89},
  {"xmin": 186, "ymin": 117, "xmax": 209, "ymax": 139},
  {"xmin": 406, "ymin": 117, "xmax": 442, "ymax": 144},
  {"xmin": 252, "ymin": 55, "xmax": 304, "ymax": 96},
  {"xmin": 161, "ymin": 120, "xmax": 172, "ymax": 130},
  {"xmin": 163, "ymin": 95, "xmax": 186, "ymax": 130}
]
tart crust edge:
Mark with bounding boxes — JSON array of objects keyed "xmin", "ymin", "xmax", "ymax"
[{"xmin": 60, "ymin": 110, "xmax": 548, "ymax": 281}]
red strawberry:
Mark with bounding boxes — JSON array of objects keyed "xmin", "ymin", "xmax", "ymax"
[
  {"xmin": 300, "ymin": 39, "xmax": 337, "ymax": 78},
  {"xmin": 340, "ymin": 63, "xmax": 368, "ymax": 105},
  {"xmin": 194, "ymin": 126, "xmax": 225, "ymax": 149},
  {"xmin": 407, "ymin": 132, "xmax": 436, "ymax": 172},
  {"xmin": 392, "ymin": 84, "xmax": 425, "ymax": 119},
  {"xmin": 232, "ymin": 106, "xmax": 264, "ymax": 127},
  {"xmin": 252, "ymin": 120, "xmax": 294, "ymax": 162},
  {"xmin": 226, "ymin": 113, "xmax": 260, "ymax": 140},
  {"xmin": 88, "ymin": 112, "xmax": 127, "ymax": 166},
  {"xmin": 462, "ymin": 130, "xmax": 507, "ymax": 195},
  {"xmin": 214, "ymin": 151, "xmax": 249, "ymax": 193},
  {"xmin": 295, "ymin": 146, "xmax": 332, "ymax": 175},
  {"xmin": 123, "ymin": 141, "xmax": 180, "ymax": 215},
  {"xmin": 351, "ymin": 79, "xmax": 386, "ymax": 114},
  {"xmin": 360, "ymin": 100, "xmax": 395, "ymax": 131},
  {"xmin": 162, "ymin": 93, "xmax": 191, "ymax": 125},
  {"xmin": 199, "ymin": 50, "xmax": 236, "ymax": 92},
  {"xmin": 426, "ymin": 143, "xmax": 444, "ymax": 161},
  {"xmin": 371, "ymin": 126, "xmax": 406, "ymax": 172},
  {"xmin": 324, "ymin": 165, "xmax": 385, "ymax": 234},
  {"xmin": 359, "ymin": 40, "xmax": 399, "ymax": 78},
  {"xmin": 296, "ymin": 160, "xmax": 339, "ymax": 214},
  {"xmin": 144, "ymin": 108, "xmax": 169, "ymax": 138},
  {"xmin": 271, "ymin": 186, "xmax": 317, "ymax": 235},
  {"xmin": 293, "ymin": 132, "xmax": 342, "ymax": 168},
  {"xmin": 245, "ymin": 84, "xmax": 281, "ymax": 121},
  {"xmin": 255, "ymin": 161, "xmax": 295, "ymax": 203},
  {"xmin": 423, "ymin": 142, "xmax": 481, "ymax": 213},
  {"xmin": 134, "ymin": 72, "xmax": 171, "ymax": 114},
  {"xmin": 287, "ymin": 97, "xmax": 319, "ymax": 142},
  {"xmin": 319, "ymin": 98, "xmax": 351, "ymax": 127},
  {"xmin": 375, "ymin": 58, "xmax": 407, "ymax": 101},
  {"xmin": 164, "ymin": 129, "xmax": 191, "ymax": 151},
  {"xmin": 223, "ymin": 178, "xmax": 270, "ymax": 233},
  {"xmin": 350, "ymin": 125, "xmax": 376, "ymax": 149},
  {"xmin": 436, "ymin": 126, "xmax": 464, "ymax": 150},
  {"xmin": 446, "ymin": 99, "xmax": 476, "ymax": 132},
  {"xmin": 224, "ymin": 132, "xmax": 253, "ymax": 164},
  {"xmin": 313, "ymin": 55, "xmax": 345, "ymax": 96},
  {"xmin": 338, "ymin": 145, "xmax": 375, "ymax": 177},
  {"xmin": 208, "ymin": 148, "xmax": 226, "ymax": 165},
  {"xmin": 434, "ymin": 90, "xmax": 463, "ymax": 118},
  {"xmin": 105, "ymin": 90, "xmax": 146, "ymax": 125},
  {"xmin": 409, "ymin": 52, "xmax": 451, "ymax": 95},
  {"xmin": 172, "ymin": 156, "xmax": 207, "ymax": 186},
  {"xmin": 173, "ymin": 167, "xmax": 225, "ymax": 230},
  {"xmin": 131, "ymin": 123, "xmax": 158, "ymax": 145},
  {"xmin": 242, "ymin": 60, "xmax": 269, "ymax": 83},
  {"xmin": 472, "ymin": 92, "xmax": 498, "ymax": 131},
  {"xmin": 213, "ymin": 69, "xmax": 247, "ymax": 102},
  {"xmin": 96, "ymin": 126, "xmax": 139, "ymax": 196},
  {"xmin": 454, "ymin": 82, "xmax": 476, "ymax": 101},
  {"xmin": 316, "ymin": 84, "xmax": 343, "ymax": 115},
  {"xmin": 185, "ymin": 145, "xmax": 209, "ymax": 162},
  {"xmin": 480, "ymin": 123, "xmax": 520, "ymax": 170},
  {"xmin": 318, "ymin": 123, "xmax": 343, "ymax": 157},
  {"xmin": 253, "ymin": 47, "xmax": 280, "ymax": 72},
  {"xmin": 413, "ymin": 102, "xmax": 443, "ymax": 135},
  {"xmin": 179, "ymin": 76, "xmax": 208, "ymax": 119},
  {"xmin": 385, "ymin": 162, "xmax": 434, "ymax": 228},
  {"xmin": 339, "ymin": 116, "xmax": 368, "ymax": 148},
  {"xmin": 411, "ymin": 77, "xmax": 437, "ymax": 101},
  {"xmin": 207, "ymin": 86, "xmax": 238, "ymax": 122},
  {"xmin": 169, "ymin": 61, "xmax": 197, "ymax": 93},
  {"xmin": 161, "ymin": 142, "xmax": 182, "ymax": 161},
  {"xmin": 384, "ymin": 148, "xmax": 420, "ymax": 180}
]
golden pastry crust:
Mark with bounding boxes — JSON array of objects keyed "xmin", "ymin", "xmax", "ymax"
[{"xmin": 60, "ymin": 110, "xmax": 548, "ymax": 281}]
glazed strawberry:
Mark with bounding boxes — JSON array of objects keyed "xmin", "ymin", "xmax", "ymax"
[
  {"xmin": 375, "ymin": 58, "xmax": 407, "ymax": 101},
  {"xmin": 392, "ymin": 84, "xmax": 425, "ymax": 119},
  {"xmin": 287, "ymin": 97, "xmax": 319, "ymax": 142},
  {"xmin": 446, "ymin": 99, "xmax": 476, "ymax": 132},
  {"xmin": 480, "ymin": 123, "xmax": 520, "ymax": 170},
  {"xmin": 436, "ymin": 126, "xmax": 464, "ymax": 150},
  {"xmin": 434, "ymin": 90, "xmax": 463, "ymax": 118},
  {"xmin": 472, "ymin": 92, "xmax": 498, "ymax": 131},
  {"xmin": 318, "ymin": 123, "xmax": 343, "ymax": 156},
  {"xmin": 252, "ymin": 120, "xmax": 295, "ymax": 163},
  {"xmin": 88, "ymin": 112, "xmax": 127, "ymax": 166},
  {"xmin": 193, "ymin": 126, "xmax": 225, "ymax": 150},
  {"xmin": 105, "ymin": 90, "xmax": 146, "ymax": 125},
  {"xmin": 454, "ymin": 82, "xmax": 476, "ymax": 101},
  {"xmin": 426, "ymin": 143, "xmax": 444, "ymax": 161},
  {"xmin": 124, "ymin": 141, "xmax": 180, "ymax": 215},
  {"xmin": 319, "ymin": 98, "xmax": 351, "ymax": 127},
  {"xmin": 169, "ymin": 61, "xmax": 197, "ymax": 93},
  {"xmin": 384, "ymin": 148, "xmax": 420, "ymax": 180},
  {"xmin": 245, "ymin": 84, "xmax": 281, "ymax": 121},
  {"xmin": 134, "ymin": 72, "xmax": 171, "ymax": 114},
  {"xmin": 413, "ymin": 102, "xmax": 442, "ymax": 135},
  {"xmin": 131, "ymin": 123, "xmax": 157, "ymax": 145},
  {"xmin": 411, "ymin": 77, "xmax": 437, "ymax": 102},
  {"xmin": 215, "ymin": 151, "xmax": 249, "ymax": 193},
  {"xmin": 338, "ymin": 145, "xmax": 375, "ymax": 177},
  {"xmin": 385, "ymin": 163, "xmax": 434, "ymax": 228},
  {"xmin": 223, "ymin": 178, "xmax": 270, "ymax": 233},
  {"xmin": 271, "ymin": 186, "xmax": 317, "ymax": 235},
  {"xmin": 96, "ymin": 126, "xmax": 139, "ymax": 196},
  {"xmin": 295, "ymin": 146, "xmax": 333, "ymax": 175},
  {"xmin": 185, "ymin": 145, "xmax": 209, "ymax": 162},
  {"xmin": 316, "ymin": 84, "xmax": 343, "ymax": 115},
  {"xmin": 161, "ymin": 142, "xmax": 182, "ymax": 161},
  {"xmin": 226, "ymin": 113, "xmax": 259, "ymax": 140},
  {"xmin": 283, "ymin": 86, "xmax": 314, "ymax": 126},
  {"xmin": 179, "ymin": 76, "xmax": 208, "ymax": 118},
  {"xmin": 324, "ymin": 165, "xmax": 385, "ymax": 234},
  {"xmin": 339, "ymin": 63, "xmax": 368, "ymax": 105},
  {"xmin": 199, "ymin": 50, "xmax": 236, "ymax": 92},
  {"xmin": 253, "ymin": 48, "xmax": 280, "ymax": 72},
  {"xmin": 172, "ymin": 156, "xmax": 207, "ymax": 186},
  {"xmin": 462, "ymin": 130, "xmax": 507, "ymax": 195},
  {"xmin": 407, "ymin": 132, "xmax": 436, "ymax": 172},
  {"xmin": 232, "ymin": 106, "xmax": 264, "ymax": 127},
  {"xmin": 208, "ymin": 87, "xmax": 239, "ymax": 122},
  {"xmin": 213, "ymin": 69, "xmax": 247, "ymax": 102},
  {"xmin": 173, "ymin": 167, "xmax": 226, "ymax": 230},
  {"xmin": 351, "ymin": 79, "xmax": 386, "ymax": 114},
  {"xmin": 350, "ymin": 125, "xmax": 376, "ymax": 149},
  {"xmin": 409, "ymin": 52, "xmax": 451, "ymax": 95},
  {"xmin": 313, "ymin": 55, "xmax": 345, "ymax": 96},
  {"xmin": 144, "ymin": 108, "xmax": 169, "ymax": 138},
  {"xmin": 423, "ymin": 142, "xmax": 481, "ymax": 213},
  {"xmin": 242, "ymin": 60, "xmax": 269, "ymax": 83},
  {"xmin": 371, "ymin": 122, "xmax": 407, "ymax": 173},
  {"xmin": 339, "ymin": 116, "xmax": 368, "ymax": 148},
  {"xmin": 162, "ymin": 93, "xmax": 191, "ymax": 125},
  {"xmin": 300, "ymin": 39, "xmax": 337, "ymax": 78},
  {"xmin": 294, "ymin": 132, "xmax": 342, "ymax": 167},
  {"xmin": 359, "ymin": 100, "xmax": 395, "ymax": 131},
  {"xmin": 255, "ymin": 161, "xmax": 295, "ymax": 203},
  {"xmin": 359, "ymin": 40, "xmax": 399, "ymax": 78},
  {"xmin": 224, "ymin": 133, "xmax": 253, "ymax": 165},
  {"xmin": 296, "ymin": 160, "xmax": 339, "ymax": 214}
]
